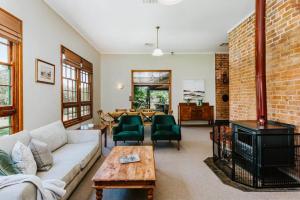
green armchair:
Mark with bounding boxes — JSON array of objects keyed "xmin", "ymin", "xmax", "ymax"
[
  {"xmin": 151, "ymin": 115, "xmax": 182, "ymax": 150},
  {"xmin": 113, "ymin": 115, "xmax": 144, "ymax": 146}
]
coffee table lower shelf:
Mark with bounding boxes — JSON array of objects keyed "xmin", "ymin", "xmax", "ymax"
[{"xmin": 93, "ymin": 181, "xmax": 155, "ymax": 200}]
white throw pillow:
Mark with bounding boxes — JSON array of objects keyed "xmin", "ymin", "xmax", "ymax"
[{"xmin": 11, "ymin": 141, "xmax": 37, "ymax": 175}]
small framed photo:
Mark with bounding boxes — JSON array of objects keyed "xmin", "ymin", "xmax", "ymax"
[{"xmin": 36, "ymin": 59, "xmax": 55, "ymax": 85}]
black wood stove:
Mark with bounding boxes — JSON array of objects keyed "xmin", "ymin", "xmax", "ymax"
[
  {"xmin": 231, "ymin": 120, "xmax": 300, "ymax": 188},
  {"xmin": 212, "ymin": 0, "xmax": 300, "ymax": 189}
]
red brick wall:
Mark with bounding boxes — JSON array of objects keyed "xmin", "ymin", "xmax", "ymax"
[
  {"xmin": 215, "ymin": 54, "xmax": 229, "ymax": 120},
  {"xmin": 229, "ymin": 0, "xmax": 300, "ymax": 132},
  {"xmin": 229, "ymin": 15, "xmax": 257, "ymax": 121}
]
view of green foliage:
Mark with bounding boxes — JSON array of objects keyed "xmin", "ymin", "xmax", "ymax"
[
  {"xmin": 133, "ymin": 86, "xmax": 169, "ymax": 110},
  {"xmin": 133, "ymin": 86, "xmax": 149, "ymax": 109}
]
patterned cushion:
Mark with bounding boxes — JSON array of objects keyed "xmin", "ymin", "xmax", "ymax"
[
  {"xmin": 11, "ymin": 141, "xmax": 37, "ymax": 175},
  {"xmin": 29, "ymin": 139, "xmax": 53, "ymax": 171},
  {"xmin": 0, "ymin": 149, "xmax": 20, "ymax": 176}
]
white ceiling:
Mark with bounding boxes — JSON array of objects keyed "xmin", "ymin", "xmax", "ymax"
[{"xmin": 44, "ymin": 0, "xmax": 254, "ymax": 54}]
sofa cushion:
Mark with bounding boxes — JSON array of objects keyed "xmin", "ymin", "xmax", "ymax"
[
  {"xmin": 0, "ymin": 182, "xmax": 36, "ymax": 200},
  {"xmin": 30, "ymin": 121, "xmax": 67, "ymax": 152},
  {"xmin": 52, "ymin": 142, "xmax": 99, "ymax": 169},
  {"xmin": 37, "ymin": 159, "xmax": 80, "ymax": 186},
  {"xmin": 0, "ymin": 149, "xmax": 21, "ymax": 176},
  {"xmin": 0, "ymin": 130, "xmax": 31, "ymax": 155}
]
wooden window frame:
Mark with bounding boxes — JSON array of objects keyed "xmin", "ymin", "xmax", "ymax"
[
  {"xmin": 0, "ymin": 8, "xmax": 23, "ymax": 134},
  {"xmin": 61, "ymin": 46, "xmax": 93, "ymax": 127},
  {"xmin": 131, "ymin": 70, "xmax": 172, "ymax": 111}
]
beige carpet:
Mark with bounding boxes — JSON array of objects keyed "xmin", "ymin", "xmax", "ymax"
[{"xmin": 69, "ymin": 127, "xmax": 300, "ymax": 200}]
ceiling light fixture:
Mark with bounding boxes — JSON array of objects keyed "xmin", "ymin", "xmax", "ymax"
[
  {"xmin": 158, "ymin": 0, "xmax": 183, "ymax": 5},
  {"xmin": 152, "ymin": 26, "xmax": 164, "ymax": 57}
]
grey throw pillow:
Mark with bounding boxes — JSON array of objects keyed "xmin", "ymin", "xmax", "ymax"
[{"xmin": 29, "ymin": 139, "xmax": 53, "ymax": 171}]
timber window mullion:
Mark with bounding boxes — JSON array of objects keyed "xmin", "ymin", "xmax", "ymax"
[
  {"xmin": 61, "ymin": 46, "xmax": 93, "ymax": 127},
  {"xmin": 0, "ymin": 8, "xmax": 23, "ymax": 136}
]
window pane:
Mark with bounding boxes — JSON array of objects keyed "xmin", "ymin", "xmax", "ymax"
[
  {"xmin": 0, "ymin": 86, "xmax": 11, "ymax": 106},
  {"xmin": 0, "ymin": 116, "xmax": 11, "ymax": 136},
  {"xmin": 0, "ymin": 65, "xmax": 11, "ymax": 85},
  {"xmin": 63, "ymin": 107, "xmax": 78, "ymax": 121},
  {"xmin": 0, "ymin": 41, "xmax": 9, "ymax": 63},
  {"xmin": 81, "ymin": 105, "xmax": 90, "ymax": 116},
  {"xmin": 62, "ymin": 64, "xmax": 77, "ymax": 103}
]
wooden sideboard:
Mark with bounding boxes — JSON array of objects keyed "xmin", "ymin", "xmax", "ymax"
[{"xmin": 178, "ymin": 103, "xmax": 214, "ymax": 126}]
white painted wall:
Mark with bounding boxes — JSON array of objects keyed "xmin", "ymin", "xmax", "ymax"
[
  {"xmin": 100, "ymin": 54, "xmax": 215, "ymax": 119},
  {"xmin": 0, "ymin": 0, "xmax": 101, "ymax": 130}
]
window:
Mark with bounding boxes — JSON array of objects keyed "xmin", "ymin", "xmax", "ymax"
[
  {"xmin": 61, "ymin": 46, "xmax": 93, "ymax": 127},
  {"xmin": 131, "ymin": 70, "xmax": 172, "ymax": 114},
  {"xmin": 0, "ymin": 8, "xmax": 23, "ymax": 136}
]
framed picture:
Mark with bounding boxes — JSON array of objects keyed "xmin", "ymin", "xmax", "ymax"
[
  {"xmin": 36, "ymin": 59, "xmax": 55, "ymax": 85},
  {"xmin": 183, "ymin": 79, "xmax": 205, "ymax": 102}
]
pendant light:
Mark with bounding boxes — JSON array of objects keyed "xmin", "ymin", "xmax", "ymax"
[
  {"xmin": 158, "ymin": 0, "xmax": 183, "ymax": 6},
  {"xmin": 152, "ymin": 26, "xmax": 164, "ymax": 57}
]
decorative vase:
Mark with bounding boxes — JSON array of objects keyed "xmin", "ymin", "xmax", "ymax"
[{"xmin": 198, "ymin": 99, "xmax": 203, "ymax": 106}]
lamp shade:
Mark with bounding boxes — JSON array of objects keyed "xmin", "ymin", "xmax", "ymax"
[
  {"xmin": 158, "ymin": 0, "xmax": 183, "ymax": 5},
  {"xmin": 152, "ymin": 48, "xmax": 164, "ymax": 56}
]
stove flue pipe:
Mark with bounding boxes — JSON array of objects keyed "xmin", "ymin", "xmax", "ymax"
[{"xmin": 255, "ymin": 0, "xmax": 267, "ymax": 126}]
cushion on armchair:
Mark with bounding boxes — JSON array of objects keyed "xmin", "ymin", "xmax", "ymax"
[
  {"xmin": 122, "ymin": 124, "xmax": 139, "ymax": 131},
  {"xmin": 156, "ymin": 124, "xmax": 172, "ymax": 131}
]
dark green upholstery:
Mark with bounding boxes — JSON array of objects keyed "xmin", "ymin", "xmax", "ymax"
[
  {"xmin": 113, "ymin": 115, "xmax": 144, "ymax": 145},
  {"xmin": 151, "ymin": 115, "xmax": 181, "ymax": 150}
]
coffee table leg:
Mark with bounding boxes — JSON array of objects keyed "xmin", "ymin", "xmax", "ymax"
[
  {"xmin": 96, "ymin": 189, "xmax": 103, "ymax": 200},
  {"xmin": 147, "ymin": 188, "xmax": 154, "ymax": 200}
]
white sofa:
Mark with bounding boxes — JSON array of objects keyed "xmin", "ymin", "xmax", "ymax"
[{"xmin": 0, "ymin": 121, "xmax": 101, "ymax": 200}]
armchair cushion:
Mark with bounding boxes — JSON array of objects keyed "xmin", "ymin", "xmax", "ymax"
[
  {"xmin": 152, "ymin": 130, "xmax": 181, "ymax": 141},
  {"xmin": 156, "ymin": 124, "xmax": 172, "ymax": 131},
  {"xmin": 122, "ymin": 124, "xmax": 139, "ymax": 131},
  {"xmin": 113, "ymin": 131, "xmax": 144, "ymax": 141}
]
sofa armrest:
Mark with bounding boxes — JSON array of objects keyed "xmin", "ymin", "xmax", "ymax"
[
  {"xmin": 66, "ymin": 130, "xmax": 100, "ymax": 144},
  {"xmin": 0, "ymin": 182, "xmax": 36, "ymax": 200}
]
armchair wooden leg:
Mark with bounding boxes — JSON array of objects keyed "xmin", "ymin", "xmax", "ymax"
[
  {"xmin": 115, "ymin": 141, "xmax": 117, "ymax": 146},
  {"xmin": 152, "ymin": 141, "xmax": 155, "ymax": 150},
  {"xmin": 177, "ymin": 140, "xmax": 180, "ymax": 151}
]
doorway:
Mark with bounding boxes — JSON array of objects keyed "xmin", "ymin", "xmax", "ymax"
[{"xmin": 131, "ymin": 70, "xmax": 171, "ymax": 114}]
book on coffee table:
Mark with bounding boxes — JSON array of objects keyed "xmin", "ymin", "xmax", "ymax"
[{"xmin": 119, "ymin": 154, "xmax": 140, "ymax": 164}]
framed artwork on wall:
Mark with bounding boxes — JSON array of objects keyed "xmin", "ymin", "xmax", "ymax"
[
  {"xmin": 35, "ymin": 59, "xmax": 55, "ymax": 85},
  {"xmin": 183, "ymin": 79, "xmax": 205, "ymax": 103}
]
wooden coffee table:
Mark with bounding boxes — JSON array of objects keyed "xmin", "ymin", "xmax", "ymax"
[{"xmin": 92, "ymin": 146, "xmax": 156, "ymax": 200}]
